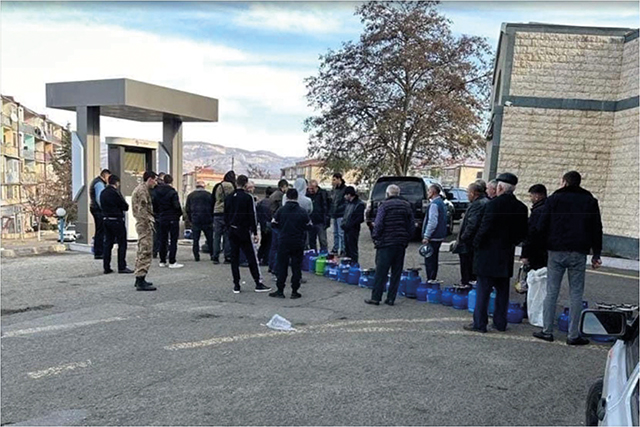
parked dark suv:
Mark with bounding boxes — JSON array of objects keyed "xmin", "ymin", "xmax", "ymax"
[
  {"xmin": 365, "ymin": 176, "xmax": 454, "ymax": 238},
  {"xmin": 443, "ymin": 187, "xmax": 470, "ymax": 220}
]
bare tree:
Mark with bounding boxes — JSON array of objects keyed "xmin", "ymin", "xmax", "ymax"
[
  {"xmin": 246, "ymin": 163, "xmax": 272, "ymax": 179},
  {"xmin": 21, "ymin": 183, "xmax": 51, "ymax": 241},
  {"xmin": 305, "ymin": 1, "xmax": 492, "ymax": 182}
]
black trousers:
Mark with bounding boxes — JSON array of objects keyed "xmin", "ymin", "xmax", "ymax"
[
  {"xmin": 103, "ymin": 219, "xmax": 127, "ymax": 271},
  {"xmin": 344, "ymin": 228, "xmax": 360, "ymax": 263},
  {"xmin": 192, "ymin": 222, "xmax": 214, "ymax": 261},
  {"xmin": 257, "ymin": 223, "xmax": 271, "ymax": 265},
  {"xmin": 91, "ymin": 208, "xmax": 104, "ymax": 257},
  {"xmin": 473, "ymin": 276, "xmax": 510, "ymax": 332},
  {"xmin": 459, "ymin": 251, "xmax": 475, "ymax": 285},
  {"xmin": 424, "ymin": 241, "xmax": 442, "ymax": 281},
  {"xmin": 229, "ymin": 227, "xmax": 261, "ymax": 286},
  {"xmin": 371, "ymin": 245, "xmax": 406, "ymax": 303},
  {"xmin": 276, "ymin": 242, "xmax": 304, "ymax": 292},
  {"xmin": 158, "ymin": 219, "xmax": 179, "ymax": 264}
]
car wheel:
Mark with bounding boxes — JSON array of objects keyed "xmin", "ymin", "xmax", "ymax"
[{"xmin": 586, "ymin": 378, "xmax": 603, "ymax": 426}]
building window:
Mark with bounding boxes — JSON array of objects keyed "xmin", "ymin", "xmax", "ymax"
[{"xmin": 476, "ymin": 171, "xmax": 483, "ymax": 179}]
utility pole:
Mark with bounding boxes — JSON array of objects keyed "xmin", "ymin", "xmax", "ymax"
[{"xmin": 231, "ymin": 155, "xmax": 234, "ymax": 171}]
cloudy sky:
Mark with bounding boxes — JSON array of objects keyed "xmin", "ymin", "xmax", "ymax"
[{"xmin": 1, "ymin": 1, "xmax": 638, "ymax": 157}]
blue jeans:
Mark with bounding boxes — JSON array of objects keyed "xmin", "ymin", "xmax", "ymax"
[
  {"xmin": 543, "ymin": 251, "xmax": 587, "ymax": 339},
  {"xmin": 332, "ymin": 218, "xmax": 344, "ymax": 253}
]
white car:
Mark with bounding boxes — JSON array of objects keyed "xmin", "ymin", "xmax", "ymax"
[
  {"xmin": 581, "ymin": 307, "xmax": 639, "ymax": 426},
  {"xmin": 62, "ymin": 225, "xmax": 78, "ymax": 242}
]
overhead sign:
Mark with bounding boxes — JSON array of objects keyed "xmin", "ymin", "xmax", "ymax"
[{"xmin": 105, "ymin": 137, "xmax": 158, "ymax": 150}]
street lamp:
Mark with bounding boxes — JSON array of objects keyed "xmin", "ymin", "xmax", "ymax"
[{"xmin": 56, "ymin": 207, "xmax": 66, "ymax": 243}]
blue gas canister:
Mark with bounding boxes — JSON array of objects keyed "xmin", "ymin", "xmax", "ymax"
[
  {"xmin": 452, "ymin": 287, "xmax": 468, "ymax": 310},
  {"xmin": 427, "ymin": 283, "xmax": 441, "ymax": 304},
  {"xmin": 337, "ymin": 258, "xmax": 352, "ymax": 283},
  {"xmin": 488, "ymin": 290, "xmax": 497, "ymax": 316},
  {"xmin": 404, "ymin": 268, "xmax": 421, "ymax": 298},
  {"xmin": 416, "ymin": 285, "xmax": 429, "ymax": 302},
  {"xmin": 468, "ymin": 284, "xmax": 477, "ymax": 313},
  {"xmin": 507, "ymin": 302, "xmax": 525, "ymax": 324},
  {"xmin": 441, "ymin": 287, "xmax": 454, "ymax": 306},
  {"xmin": 347, "ymin": 265, "xmax": 361, "ymax": 285},
  {"xmin": 359, "ymin": 269, "xmax": 375, "ymax": 288},
  {"xmin": 558, "ymin": 307, "xmax": 570, "ymax": 332}
]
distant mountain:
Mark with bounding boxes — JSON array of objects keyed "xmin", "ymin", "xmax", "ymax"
[
  {"xmin": 100, "ymin": 141, "xmax": 304, "ymax": 178},
  {"xmin": 182, "ymin": 141, "xmax": 304, "ymax": 177}
]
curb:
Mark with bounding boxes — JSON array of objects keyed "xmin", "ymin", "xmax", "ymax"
[{"xmin": 1, "ymin": 244, "xmax": 67, "ymax": 258}]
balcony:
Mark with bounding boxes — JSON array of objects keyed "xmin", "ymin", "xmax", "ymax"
[
  {"xmin": 4, "ymin": 171, "xmax": 20, "ymax": 185},
  {"xmin": 20, "ymin": 122, "xmax": 37, "ymax": 136},
  {"xmin": 1, "ymin": 115, "xmax": 11, "ymax": 127},
  {"xmin": 35, "ymin": 151, "xmax": 46, "ymax": 163},
  {"xmin": 3, "ymin": 145, "xmax": 20, "ymax": 158}
]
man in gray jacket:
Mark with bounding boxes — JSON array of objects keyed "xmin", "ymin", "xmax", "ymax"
[{"xmin": 453, "ymin": 182, "xmax": 488, "ymax": 286}]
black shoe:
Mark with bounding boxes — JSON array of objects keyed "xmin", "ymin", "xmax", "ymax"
[
  {"xmin": 104, "ymin": 268, "xmax": 114, "ymax": 274},
  {"xmin": 135, "ymin": 276, "xmax": 156, "ymax": 291},
  {"xmin": 291, "ymin": 291, "xmax": 302, "ymax": 299},
  {"xmin": 364, "ymin": 299, "xmax": 380, "ymax": 306},
  {"xmin": 533, "ymin": 331, "xmax": 554, "ymax": 342},
  {"xmin": 94, "ymin": 255, "xmax": 103, "ymax": 260},
  {"xmin": 233, "ymin": 284, "xmax": 241, "ymax": 294},
  {"xmin": 269, "ymin": 291, "xmax": 285, "ymax": 298},
  {"xmin": 384, "ymin": 299, "xmax": 394, "ymax": 306},
  {"xmin": 300, "ymin": 278, "xmax": 307, "ymax": 284},
  {"xmin": 118, "ymin": 268, "xmax": 134, "ymax": 274},
  {"xmin": 153, "ymin": 253, "xmax": 158, "ymax": 259},
  {"xmin": 463, "ymin": 323, "xmax": 487, "ymax": 333},
  {"xmin": 240, "ymin": 262, "xmax": 249, "ymax": 268},
  {"xmin": 223, "ymin": 259, "xmax": 232, "ymax": 265},
  {"xmin": 212, "ymin": 259, "xmax": 220, "ymax": 265},
  {"xmin": 567, "ymin": 337, "xmax": 590, "ymax": 346},
  {"xmin": 255, "ymin": 283, "xmax": 272, "ymax": 293},
  {"xmin": 489, "ymin": 324, "xmax": 507, "ymax": 332},
  {"xmin": 194, "ymin": 256, "xmax": 200, "ymax": 262}
]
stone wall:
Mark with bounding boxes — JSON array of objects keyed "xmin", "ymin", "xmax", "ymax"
[
  {"xmin": 510, "ymin": 32, "xmax": 624, "ymax": 101},
  {"xmin": 619, "ymin": 38, "xmax": 639, "ymax": 100},
  {"xmin": 602, "ymin": 107, "xmax": 639, "ymax": 238},
  {"xmin": 498, "ymin": 106, "xmax": 613, "ymax": 209}
]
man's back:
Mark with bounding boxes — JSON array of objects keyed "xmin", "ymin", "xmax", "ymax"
[
  {"xmin": 224, "ymin": 189, "xmax": 257, "ymax": 234},
  {"xmin": 274, "ymin": 202, "xmax": 311, "ymax": 245},
  {"xmin": 372, "ymin": 196, "xmax": 414, "ymax": 248},
  {"xmin": 186, "ymin": 189, "xmax": 213, "ymax": 225},
  {"xmin": 152, "ymin": 185, "xmax": 182, "ymax": 222},
  {"xmin": 539, "ymin": 186, "xmax": 602, "ymax": 256},
  {"xmin": 100, "ymin": 186, "xmax": 129, "ymax": 218}
]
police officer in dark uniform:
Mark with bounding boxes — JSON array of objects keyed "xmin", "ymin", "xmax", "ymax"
[
  {"xmin": 100, "ymin": 174, "xmax": 133, "ymax": 274},
  {"xmin": 89, "ymin": 169, "xmax": 111, "ymax": 259}
]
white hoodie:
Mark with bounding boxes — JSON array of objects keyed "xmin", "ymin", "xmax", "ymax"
[{"xmin": 283, "ymin": 177, "xmax": 313, "ymax": 214}]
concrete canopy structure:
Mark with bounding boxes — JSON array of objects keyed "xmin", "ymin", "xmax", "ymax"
[{"xmin": 46, "ymin": 78, "xmax": 218, "ymax": 244}]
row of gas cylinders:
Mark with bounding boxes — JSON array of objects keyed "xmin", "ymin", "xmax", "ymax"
[
  {"xmin": 302, "ymin": 251, "xmax": 605, "ymax": 332},
  {"xmin": 302, "ymin": 251, "xmax": 527, "ymax": 324}
]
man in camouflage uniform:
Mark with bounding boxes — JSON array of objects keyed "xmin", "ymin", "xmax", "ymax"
[{"xmin": 132, "ymin": 171, "xmax": 158, "ymax": 291}]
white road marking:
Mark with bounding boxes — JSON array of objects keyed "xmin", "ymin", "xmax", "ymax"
[
  {"xmin": 2, "ymin": 317, "xmax": 126, "ymax": 338},
  {"xmin": 27, "ymin": 360, "xmax": 92, "ymax": 379}
]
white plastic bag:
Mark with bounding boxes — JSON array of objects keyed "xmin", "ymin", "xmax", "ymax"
[
  {"xmin": 265, "ymin": 314, "xmax": 296, "ymax": 332},
  {"xmin": 527, "ymin": 267, "xmax": 547, "ymax": 327}
]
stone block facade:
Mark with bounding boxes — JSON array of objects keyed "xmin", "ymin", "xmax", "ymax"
[{"xmin": 488, "ymin": 24, "xmax": 639, "ymax": 258}]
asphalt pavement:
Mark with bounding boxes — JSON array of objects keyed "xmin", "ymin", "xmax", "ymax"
[{"xmin": 1, "ymin": 230, "xmax": 638, "ymax": 426}]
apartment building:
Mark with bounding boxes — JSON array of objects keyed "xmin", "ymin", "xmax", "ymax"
[{"xmin": 1, "ymin": 95, "xmax": 68, "ymax": 238}]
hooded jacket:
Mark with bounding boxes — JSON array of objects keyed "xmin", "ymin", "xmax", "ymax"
[
  {"xmin": 152, "ymin": 184, "xmax": 182, "ymax": 222},
  {"xmin": 283, "ymin": 178, "xmax": 313, "ymax": 215},
  {"xmin": 213, "ymin": 171, "xmax": 236, "ymax": 216}
]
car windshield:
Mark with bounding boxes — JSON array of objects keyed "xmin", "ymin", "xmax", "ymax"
[
  {"xmin": 371, "ymin": 180, "xmax": 424, "ymax": 202},
  {"xmin": 455, "ymin": 189, "xmax": 469, "ymax": 202}
]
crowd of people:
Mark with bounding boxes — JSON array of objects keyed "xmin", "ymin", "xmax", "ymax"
[{"xmin": 89, "ymin": 167, "xmax": 603, "ymax": 345}]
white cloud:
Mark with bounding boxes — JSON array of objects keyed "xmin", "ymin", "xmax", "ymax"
[
  {"xmin": 0, "ymin": 18, "xmax": 314, "ymax": 157},
  {"xmin": 233, "ymin": 2, "xmax": 360, "ymax": 35}
]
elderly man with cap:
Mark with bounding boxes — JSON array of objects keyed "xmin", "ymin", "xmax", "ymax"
[{"xmin": 464, "ymin": 172, "xmax": 528, "ymax": 333}]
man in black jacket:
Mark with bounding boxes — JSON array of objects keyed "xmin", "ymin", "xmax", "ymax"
[
  {"xmin": 256, "ymin": 187, "xmax": 274, "ymax": 266},
  {"xmin": 465, "ymin": 173, "xmax": 528, "ymax": 333},
  {"xmin": 185, "ymin": 180, "xmax": 214, "ymax": 262},
  {"xmin": 533, "ymin": 171, "xmax": 603, "ymax": 346},
  {"xmin": 152, "ymin": 174, "xmax": 183, "ymax": 269},
  {"xmin": 151, "ymin": 173, "xmax": 166, "ymax": 258},
  {"xmin": 100, "ymin": 174, "xmax": 132, "ymax": 275},
  {"xmin": 520, "ymin": 184, "xmax": 548, "ymax": 271},
  {"xmin": 89, "ymin": 169, "xmax": 111, "ymax": 259},
  {"xmin": 224, "ymin": 175, "xmax": 272, "ymax": 294},
  {"xmin": 341, "ymin": 186, "xmax": 365, "ymax": 263},
  {"xmin": 365, "ymin": 184, "xmax": 415, "ymax": 306},
  {"xmin": 269, "ymin": 188, "xmax": 313, "ymax": 299},
  {"xmin": 306, "ymin": 180, "xmax": 330, "ymax": 252},
  {"xmin": 453, "ymin": 182, "xmax": 489, "ymax": 286},
  {"xmin": 330, "ymin": 173, "xmax": 347, "ymax": 255},
  {"xmin": 268, "ymin": 179, "xmax": 289, "ymax": 274}
]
